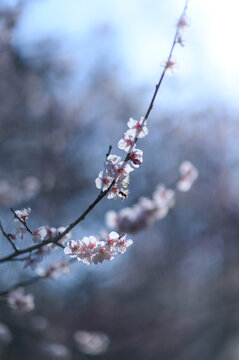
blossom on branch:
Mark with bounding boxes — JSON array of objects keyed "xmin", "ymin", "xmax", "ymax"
[
  {"xmin": 126, "ymin": 117, "xmax": 148, "ymax": 139},
  {"xmin": 129, "ymin": 148, "xmax": 143, "ymax": 168},
  {"xmin": 95, "ymin": 170, "xmax": 114, "ymax": 191},
  {"xmin": 14, "ymin": 208, "xmax": 31, "ymax": 222},
  {"xmin": 163, "ymin": 57, "xmax": 179, "ymax": 76},
  {"xmin": 32, "ymin": 226, "xmax": 48, "ymax": 243},
  {"xmin": 64, "ymin": 231, "xmax": 133, "ymax": 265},
  {"xmin": 118, "ymin": 133, "xmax": 135, "ymax": 152}
]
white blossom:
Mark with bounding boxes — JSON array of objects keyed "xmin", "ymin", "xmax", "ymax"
[
  {"xmin": 95, "ymin": 170, "xmax": 113, "ymax": 191},
  {"xmin": 118, "ymin": 133, "xmax": 135, "ymax": 152},
  {"xmin": 64, "ymin": 231, "xmax": 133, "ymax": 265},
  {"xmin": 163, "ymin": 57, "xmax": 179, "ymax": 76},
  {"xmin": 32, "ymin": 226, "xmax": 48, "ymax": 243},
  {"xmin": 14, "ymin": 207, "xmax": 31, "ymax": 222},
  {"xmin": 129, "ymin": 148, "xmax": 143, "ymax": 168},
  {"xmin": 126, "ymin": 117, "xmax": 148, "ymax": 139}
]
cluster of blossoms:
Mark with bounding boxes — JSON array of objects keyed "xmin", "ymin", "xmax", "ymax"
[
  {"xmin": 95, "ymin": 117, "xmax": 148, "ymax": 199},
  {"xmin": 106, "ymin": 161, "xmax": 198, "ymax": 233},
  {"xmin": 64, "ymin": 231, "xmax": 133, "ymax": 265},
  {"xmin": 12, "ymin": 208, "xmax": 72, "ymax": 269},
  {"xmin": 106, "ymin": 185, "xmax": 175, "ymax": 233}
]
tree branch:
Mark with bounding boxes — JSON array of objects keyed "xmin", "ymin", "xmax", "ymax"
[{"xmin": 0, "ymin": 0, "xmax": 189, "ymax": 267}]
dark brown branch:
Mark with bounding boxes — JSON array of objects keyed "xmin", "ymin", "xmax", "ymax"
[{"xmin": 106, "ymin": 145, "xmax": 112, "ymax": 160}]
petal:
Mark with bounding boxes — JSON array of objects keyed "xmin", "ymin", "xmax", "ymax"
[{"xmin": 127, "ymin": 117, "xmax": 137, "ymax": 129}]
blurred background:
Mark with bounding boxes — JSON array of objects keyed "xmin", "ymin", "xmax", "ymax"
[{"xmin": 0, "ymin": 0, "xmax": 239, "ymax": 359}]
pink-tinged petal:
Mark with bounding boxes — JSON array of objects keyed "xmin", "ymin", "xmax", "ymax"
[
  {"xmin": 108, "ymin": 231, "xmax": 119, "ymax": 240},
  {"xmin": 118, "ymin": 138, "xmax": 126, "ymax": 150},
  {"xmin": 127, "ymin": 117, "xmax": 137, "ymax": 129}
]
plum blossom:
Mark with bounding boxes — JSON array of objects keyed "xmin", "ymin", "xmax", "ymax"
[
  {"xmin": 118, "ymin": 133, "xmax": 135, "ymax": 152},
  {"xmin": 177, "ymin": 15, "xmax": 189, "ymax": 33},
  {"xmin": 14, "ymin": 207, "xmax": 31, "ymax": 222},
  {"xmin": 32, "ymin": 226, "xmax": 48, "ymax": 243},
  {"xmin": 7, "ymin": 288, "xmax": 34, "ymax": 312},
  {"xmin": 95, "ymin": 114, "xmax": 148, "ymax": 199},
  {"xmin": 163, "ymin": 57, "xmax": 179, "ymax": 76},
  {"xmin": 64, "ymin": 231, "xmax": 133, "ymax": 265},
  {"xmin": 96, "ymin": 155, "xmax": 133, "ymax": 199},
  {"xmin": 126, "ymin": 117, "xmax": 148, "ymax": 139},
  {"xmin": 117, "ymin": 233, "xmax": 133, "ymax": 254},
  {"xmin": 177, "ymin": 161, "xmax": 198, "ymax": 192},
  {"xmin": 129, "ymin": 148, "xmax": 143, "ymax": 168},
  {"xmin": 95, "ymin": 170, "xmax": 113, "ymax": 191},
  {"xmin": 92, "ymin": 241, "xmax": 116, "ymax": 264}
]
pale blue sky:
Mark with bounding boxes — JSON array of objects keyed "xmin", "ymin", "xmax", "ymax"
[{"xmin": 11, "ymin": 0, "xmax": 239, "ymax": 110}]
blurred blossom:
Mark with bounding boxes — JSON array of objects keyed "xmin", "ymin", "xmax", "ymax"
[
  {"xmin": 0, "ymin": 322, "xmax": 12, "ymax": 345},
  {"xmin": 7, "ymin": 288, "xmax": 34, "ymax": 312},
  {"xmin": 74, "ymin": 330, "xmax": 110, "ymax": 355},
  {"xmin": 163, "ymin": 57, "xmax": 179, "ymax": 76},
  {"xmin": 106, "ymin": 184, "xmax": 175, "ymax": 233},
  {"xmin": 0, "ymin": 178, "xmax": 40, "ymax": 207},
  {"xmin": 177, "ymin": 161, "xmax": 198, "ymax": 192},
  {"xmin": 41, "ymin": 342, "xmax": 70, "ymax": 359}
]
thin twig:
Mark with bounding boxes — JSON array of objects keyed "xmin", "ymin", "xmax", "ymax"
[{"xmin": 106, "ymin": 145, "xmax": 112, "ymax": 160}]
